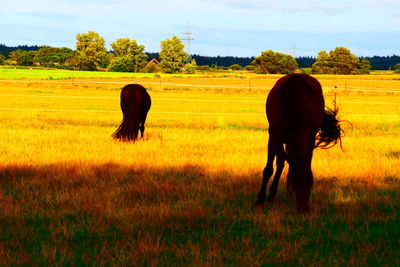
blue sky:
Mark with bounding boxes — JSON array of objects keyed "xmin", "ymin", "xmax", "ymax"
[{"xmin": 1, "ymin": 0, "xmax": 399, "ymax": 57}]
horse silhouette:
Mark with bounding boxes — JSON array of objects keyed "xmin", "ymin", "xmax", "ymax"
[
  {"xmin": 255, "ymin": 74, "xmax": 342, "ymax": 213},
  {"xmin": 112, "ymin": 84, "xmax": 151, "ymax": 142}
]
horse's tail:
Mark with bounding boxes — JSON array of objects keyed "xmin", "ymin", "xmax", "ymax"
[
  {"xmin": 112, "ymin": 86, "xmax": 143, "ymax": 142},
  {"xmin": 315, "ymin": 107, "xmax": 345, "ymax": 149},
  {"xmin": 112, "ymin": 114, "xmax": 140, "ymax": 141}
]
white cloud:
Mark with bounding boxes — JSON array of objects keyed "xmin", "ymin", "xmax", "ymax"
[
  {"xmin": 1, "ymin": 0, "xmax": 399, "ymax": 56},
  {"xmin": 2, "ymin": 0, "xmax": 207, "ymax": 16},
  {"xmin": 367, "ymin": 0, "xmax": 400, "ymax": 4},
  {"xmin": 201, "ymin": 0, "xmax": 345, "ymax": 10}
]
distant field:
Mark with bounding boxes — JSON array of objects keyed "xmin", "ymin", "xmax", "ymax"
[
  {"xmin": 1, "ymin": 66, "xmax": 399, "ymax": 81},
  {"xmin": 0, "ymin": 67, "xmax": 162, "ymax": 80},
  {"xmin": 0, "ymin": 69, "xmax": 399, "ymax": 265}
]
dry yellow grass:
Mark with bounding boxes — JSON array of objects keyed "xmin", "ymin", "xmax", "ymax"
[
  {"xmin": 0, "ymin": 73, "xmax": 399, "ymax": 265},
  {"xmin": 1, "ymin": 76, "xmax": 398, "ymax": 171}
]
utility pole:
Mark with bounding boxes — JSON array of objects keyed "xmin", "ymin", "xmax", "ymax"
[{"xmin": 182, "ymin": 22, "xmax": 195, "ymax": 63}]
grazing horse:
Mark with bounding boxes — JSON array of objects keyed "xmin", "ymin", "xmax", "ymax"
[
  {"xmin": 255, "ymin": 74, "xmax": 342, "ymax": 213},
  {"xmin": 112, "ymin": 84, "xmax": 151, "ymax": 142}
]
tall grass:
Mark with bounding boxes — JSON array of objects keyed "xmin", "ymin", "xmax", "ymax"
[{"xmin": 0, "ymin": 73, "xmax": 399, "ymax": 265}]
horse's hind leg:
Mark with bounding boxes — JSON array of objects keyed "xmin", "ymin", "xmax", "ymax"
[
  {"xmin": 255, "ymin": 134, "xmax": 280, "ymax": 208},
  {"xmin": 139, "ymin": 111, "xmax": 148, "ymax": 138},
  {"xmin": 267, "ymin": 143, "xmax": 285, "ymax": 203},
  {"xmin": 293, "ymin": 137, "xmax": 315, "ymax": 213},
  {"xmin": 294, "ymin": 167, "xmax": 313, "ymax": 213},
  {"xmin": 255, "ymin": 157, "xmax": 274, "ymax": 208}
]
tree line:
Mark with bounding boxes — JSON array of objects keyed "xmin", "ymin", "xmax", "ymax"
[
  {"xmin": 0, "ymin": 32, "xmax": 193, "ymax": 74},
  {"xmin": 0, "ymin": 31, "xmax": 399, "ymax": 74},
  {"xmin": 1, "ymin": 44, "xmax": 398, "ymax": 70}
]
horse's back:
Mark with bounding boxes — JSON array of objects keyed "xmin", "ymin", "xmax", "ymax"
[
  {"xmin": 120, "ymin": 84, "xmax": 151, "ymax": 113},
  {"xmin": 267, "ymin": 74, "xmax": 324, "ymax": 131}
]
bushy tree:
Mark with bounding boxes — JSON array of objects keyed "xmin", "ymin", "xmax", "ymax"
[
  {"xmin": 311, "ymin": 50, "xmax": 333, "ymax": 74},
  {"xmin": 64, "ymin": 56, "xmax": 81, "ymax": 70},
  {"xmin": 75, "ymin": 31, "xmax": 108, "ymax": 71},
  {"xmin": 252, "ymin": 50, "xmax": 298, "ymax": 74},
  {"xmin": 109, "ymin": 38, "xmax": 148, "ymax": 72},
  {"xmin": 8, "ymin": 49, "xmax": 25, "ymax": 63},
  {"xmin": 312, "ymin": 47, "xmax": 369, "ymax": 74},
  {"xmin": 229, "ymin": 64, "xmax": 243, "ymax": 70},
  {"xmin": 184, "ymin": 59, "xmax": 197, "ymax": 74},
  {"xmin": 19, "ymin": 51, "xmax": 36, "ymax": 66},
  {"xmin": 108, "ymin": 56, "xmax": 136, "ymax": 72},
  {"xmin": 278, "ymin": 54, "xmax": 299, "ymax": 73},
  {"xmin": 358, "ymin": 58, "xmax": 372, "ymax": 74},
  {"xmin": 33, "ymin": 46, "xmax": 74, "ymax": 66},
  {"xmin": 159, "ymin": 36, "xmax": 188, "ymax": 74},
  {"xmin": 9, "ymin": 49, "xmax": 36, "ymax": 66},
  {"xmin": 244, "ymin": 65, "xmax": 255, "ymax": 71},
  {"xmin": 111, "ymin": 38, "xmax": 142, "ymax": 58},
  {"xmin": 330, "ymin": 47, "xmax": 359, "ymax": 74},
  {"xmin": 0, "ymin": 54, "xmax": 5, "ymax": 65},
  {"xmin": 143, "ymin": 61, "xmax": 159, "ymax": 73}
]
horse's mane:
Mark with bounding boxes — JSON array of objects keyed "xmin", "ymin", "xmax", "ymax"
[{"xmin": 315, "ymin": 107, "xmax": 345, "ymax": 149}]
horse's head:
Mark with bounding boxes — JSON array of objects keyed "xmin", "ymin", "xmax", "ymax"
[{"xmin": 316, "ymin": 107, "xmax": 345, "ymax": 149}]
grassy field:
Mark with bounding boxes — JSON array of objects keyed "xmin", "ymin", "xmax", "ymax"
[{"xmin": 0, "ymin": 69, "xmax": 399, "ymax": 266}]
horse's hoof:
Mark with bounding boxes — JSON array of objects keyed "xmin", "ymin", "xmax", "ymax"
[
  {"xmin": 255, "ymin": 201, "xmax": 264, "ymax": 209},
  {"xmin": 296, "ymin": 205, "xmax": 310, "ymax": 214},
  {"xmin": 266, "ymin": 195, "xmax": 275, "ymax": 203}
]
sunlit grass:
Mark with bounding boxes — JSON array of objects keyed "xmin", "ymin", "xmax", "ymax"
[{"xmin": 0, "ymin": 73, "xmax": 399, "ymax": 265}]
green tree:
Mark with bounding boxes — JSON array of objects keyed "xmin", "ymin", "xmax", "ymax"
[
  {"xmin": 244, "ymin": 65, "xmax": 255, "ymax": 71},
  {"xmin": 329, "ymin": 47, "xmax": 359, "ymax": 74},
  {"xmin": 312, "ymin": 47, "xmax": 362, "ymax": 74},
  {"xmin": 312, "ymin": 50, "xmax": 333, "ymax": 74},
  {"xmin": 278, "ymin": 54, "xmax": 298, "ymax": 73},
  {"xmin": 33, "ymin": 46, "xmax": 74, "ymax": 66},
  {"xmin": 19, "ymin": 51, "xmax": 36, "ymax": 66},
  {"xmin": 358, "ymin": 58, "xmax": 372, "ymax": 74},
  {"xmin": 75, "ymin": 31, "xmax": 108, "ymax": 71},
  {"xmin": 108, "ymin": 56, "xmax": 136, "ymax": 72},
  {"xmin": 0, "ymin": 54, "xmax": 6, "ymax": 65},
  {"xmin": 143, "ymin": 61, "xmax": 159, "ymax": 73},
  {"xmin": 159, "ymin": 36, "xmax": 188, "ymax": 74},
  {"xmin": 8, "ymin": 49, "xmax": 25, "ymax": 63},
  {"xmin": 9, "ymin": 49, "xmax": 36, "ymax": 66},
  {"xmin": 109, "ymin": 38, "xmax": 148, "ymax": 72},
  {"xmin": 229, "ymin": 64, "xmax": 243, "ymax": 70},
  {"xmin": 252, "ymin": 50, "xmax": 298, "ymax": 74},
  {"xmin": 64, "ymin": 56, "xmax": 81, "ymax": 70},
  {"xmin": 184, "ymin": 59, "xmax": 197, "ymax": 74}
]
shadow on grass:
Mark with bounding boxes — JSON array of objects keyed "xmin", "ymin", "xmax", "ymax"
[{"xmin": 0, "ymin": 163, "xmax": 399, "ymax": 266}]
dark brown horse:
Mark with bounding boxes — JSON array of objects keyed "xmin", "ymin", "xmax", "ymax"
[
  {"xmin": 255, "ymin": 74, "xmax": 342, "ymax": 213},
  {"xmin": 112, "ymin": 84, "xmax": 151, "ymax": 142}
]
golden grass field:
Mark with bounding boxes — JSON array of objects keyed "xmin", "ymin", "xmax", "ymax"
[{"xmin": 0, "ymin": 70, "xmax": 399, "ymax": 265}]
